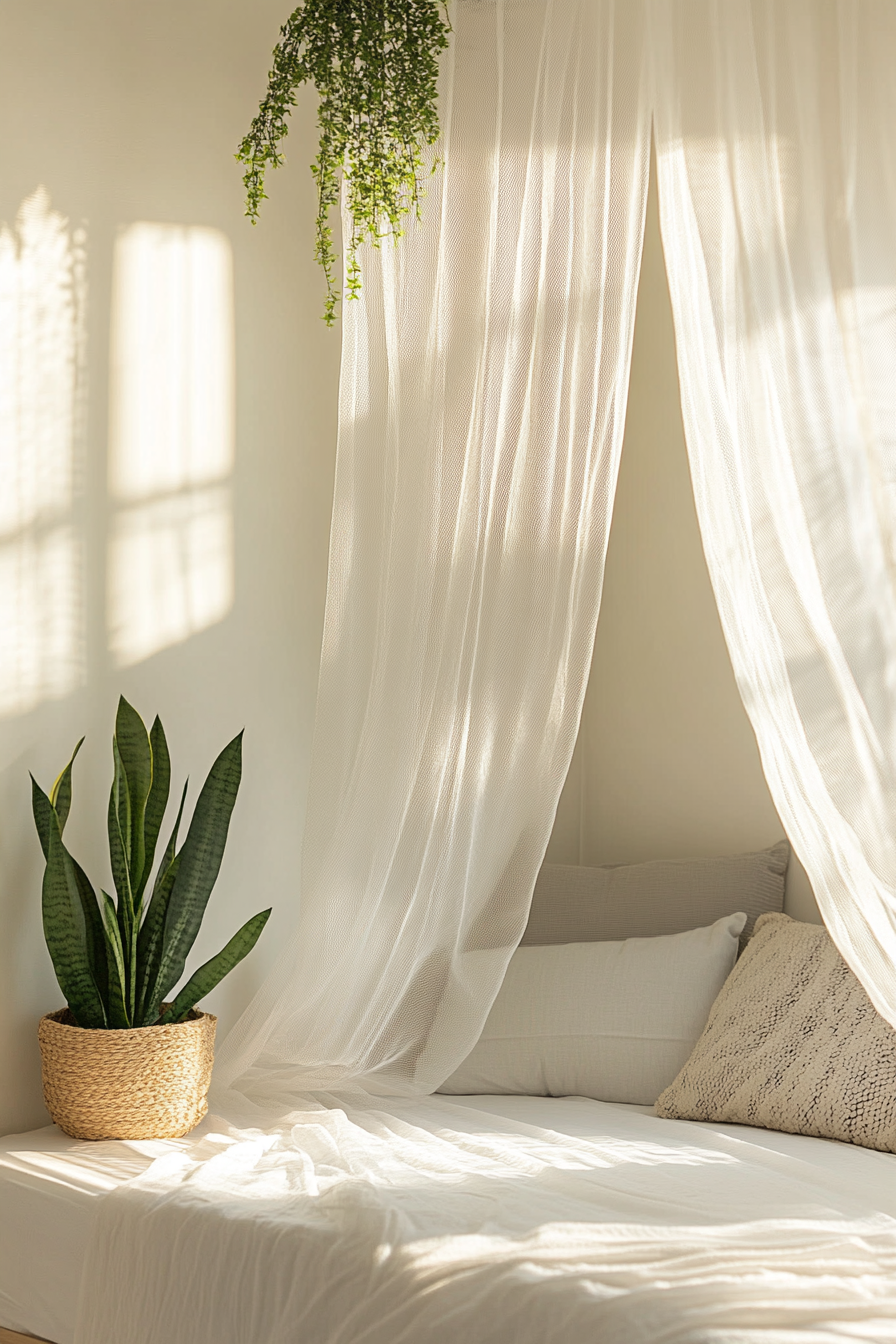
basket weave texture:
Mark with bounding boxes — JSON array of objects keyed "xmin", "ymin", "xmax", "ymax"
[{"xmin": 38, "ymin": 1007, "xmax": 216, "ymax": 1141}]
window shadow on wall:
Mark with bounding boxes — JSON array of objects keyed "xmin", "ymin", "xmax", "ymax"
[
  {"xmin": 108, "ymin": 222, "xmax": 235, "ymax": 668},
  {"xmin": 0, "ymin": 188, "xmax": 86, "ymax": 716}
]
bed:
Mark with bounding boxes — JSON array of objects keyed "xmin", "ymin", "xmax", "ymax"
[
  {"xmin": 4, "ymin": 846, "xmax": 896, "ymax": 1343},
  {"xmin": 4, "ymin": 1092, "xmax": 896, "ymax": 1344},
  {"xmin": 0, "ymin": 1123, "xmax": 169, "ymax": 1343}
]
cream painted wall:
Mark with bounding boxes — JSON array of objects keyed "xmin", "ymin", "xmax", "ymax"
[
  {"xmin": 545, "ymin": 155, "xmax": 821, "ymax": 929},
  {"xmin": 0, "ymin": 0, "xmax": 341, "ymax": 1134}
]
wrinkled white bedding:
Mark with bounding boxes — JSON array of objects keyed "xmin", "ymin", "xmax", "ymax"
[
  {"xmin": 59, "ymin": 1092, "xmax": 896, "ymax": 1344},
  {"xmin": 0, "ymin": 1125, "xmax": 165, "ymax": 1342},
  {"xmin": 4, "ymin": 1096, "xmax": 896, "ymax": 1343}
]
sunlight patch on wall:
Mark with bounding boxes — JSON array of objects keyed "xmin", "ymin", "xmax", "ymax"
[
  {"xmin": 108, "ymin": 223, "xmax": 235, "ymax": 667},
  {"xmin": 108, "ymin": 487, "xmax": 232, "ymax": 668},
  {"xmin": 0, "ymin": 187, "xmax": 85, "ymax": 715}
]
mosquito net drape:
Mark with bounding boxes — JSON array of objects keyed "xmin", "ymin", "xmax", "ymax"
[
  {"xmin": 218, "ymin": 0, "xmax": 896, "ymax": 1101},
  {"xmin": 215, "ymin": 0, "xmax": 652, "ymax": 1097},
  {"xmin": 653, "ymin": 0, "xmax": 896, "ymax": 1028}
]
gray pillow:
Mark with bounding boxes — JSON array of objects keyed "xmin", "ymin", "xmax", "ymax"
[
  {"xmin": 655, "ymin": 912, "xmax": 896, "ymax": 1153},
  {"xmin": 521, "ymin": 841, "xmax": 789, "ymax": 951}
]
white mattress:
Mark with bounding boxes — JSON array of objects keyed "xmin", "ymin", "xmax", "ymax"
[
  {"xmin": 4, "ymin": 1097, "xmax": 896, "ymax": 1344},
  {"xmin": 0, "ymin": 1126, "xmax": 174, "ymax": 1342}
]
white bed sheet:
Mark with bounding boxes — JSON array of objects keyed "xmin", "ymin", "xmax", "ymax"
[
  {"xmin": 0, "ymin": 1126, "xmax": 168, "ymax": 1342},
  {"xmin": 4, "ymin": 1096, "xmax": 896, "ymax": 1343}
]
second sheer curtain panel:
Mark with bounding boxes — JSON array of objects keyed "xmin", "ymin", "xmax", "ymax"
[{"xmin": 653, "ymin": 0, "xmax": 896, "ymax": 1028}]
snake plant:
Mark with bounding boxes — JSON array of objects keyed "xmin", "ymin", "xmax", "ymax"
[{"xmin": 31, "ymin": 697, "xmax": 270, "ymax": 1029}]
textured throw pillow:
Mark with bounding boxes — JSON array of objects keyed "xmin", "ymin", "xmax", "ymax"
[
  {"xmin": 655, "ymin": 912, "xmax": 896, "ymax": 1152},
  {"xmin": 521, "ymin": 841, "xmax": 789, "ymax": 952},
  {"xmin": 439, "ymin": 913, "xmax": 746, "ymax": 1105}
]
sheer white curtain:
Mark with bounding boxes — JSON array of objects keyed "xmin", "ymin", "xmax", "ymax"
[
  {"xmin": 216, "ymin": 0, "xmax": 651, "ymax": 1097},
  {"xmin": 653, "ymin": 0, "xmax": 896, "ymax": 1025}
]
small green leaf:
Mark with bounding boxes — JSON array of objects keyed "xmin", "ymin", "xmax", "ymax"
[
  {"xmin": 156, "ymin": 908, "xmax": 271, "ymax": 1025},
  {"xmin": 42, "ymin": 814, "xmax": 105, "ymax": 1029}
]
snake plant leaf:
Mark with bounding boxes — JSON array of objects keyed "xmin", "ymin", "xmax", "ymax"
[
  {"xmin": 150, "ymin": 732, "xmax": 243, "ymax": 1007},
  {"xmin": 70, "ymin": 866, "xmax": 110, "ymax": 1019},
  {"xmin": 32, "ymin": 774, "xmax": 109, "ymax": 997},
  {"xmin": 114, "ymin": 697, "xmax": 153, "ymax": 896},
  {"xmin": 42, "ymin": 813, "xmax": 106, "ymax": 1029},
  {"xmin": 156, "ymin": 907, "xmax": 271, "ymax": 1025},
  {"xmin": 152, "ymin": 776, "xmax": 187, "ymax": 889},
  {"xmin": 108, "ymin": 737, "xmax": 133, "ymax": 916},
  {"xmin": 31, "ymin": 774, "xmax": 53, "ymax": 862},
  {"xmin": 139, "ymin": 715, "xmax": 171, "ymax": 910},
  {"xmin": 31, "ymin": 740, "xmax": 84, "ymax": 861},
  {"xmin": 48, "ymin": 737, "xmax": 84, "ymax": 836},
  {"xmin": 135, "ymin": 852, "xmax": 182, "ymax": 1027},
  {"xmin": 70, "ymin": 853, "xmax": 110, "ymax": 1001},
  {"xmin": 134, "ymin": 780, "xmax": 187, "ymax": 1026},
  {"xmin": 99, "ymin": 890, "xmax": 130, "ymax": 1028}
]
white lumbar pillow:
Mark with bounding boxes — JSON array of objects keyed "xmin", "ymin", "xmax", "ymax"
[{"xmin": 439, "ymin": 912, "xmax": 747, "ymax": 1105}]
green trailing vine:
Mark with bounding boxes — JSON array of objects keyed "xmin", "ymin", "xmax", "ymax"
[{"xmin": 238, "ymin": 0, "xmax": 451, "ymax": 325}]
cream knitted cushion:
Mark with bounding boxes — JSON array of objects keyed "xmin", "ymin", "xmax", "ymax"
[{"xmin": 655, "ymin": 912, "xmax": 896, "ymax": 1152}]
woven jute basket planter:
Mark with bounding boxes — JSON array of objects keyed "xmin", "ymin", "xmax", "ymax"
[{"xmin": 38, "ymin": 1007, "xmax": 216, "ymax": 1141}]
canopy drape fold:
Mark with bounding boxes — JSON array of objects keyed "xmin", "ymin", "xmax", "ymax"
[
  {"xmin": 652, "ymin": 0, "xmax": 896, "ymax": 1028},
  {"xmin": 216, "ymin": 0, "xmax": 652, "ymax": 1097}
]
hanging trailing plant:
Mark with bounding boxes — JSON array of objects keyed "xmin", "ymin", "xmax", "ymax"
[{"xmin": 238, "ymin": 0, "xmax": 451, "ymax": 325}]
